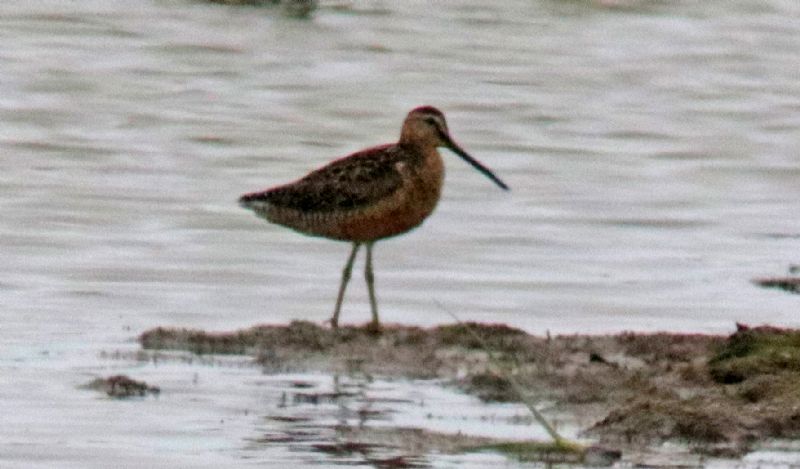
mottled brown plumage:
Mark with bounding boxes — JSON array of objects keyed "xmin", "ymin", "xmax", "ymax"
[
  {"xmin": 240, "ymin": 106, "xmax": 508, "ymax": 330},
  {"xmin": 240, "ymin": 143, "xmax": 435, "ymax": 241}
]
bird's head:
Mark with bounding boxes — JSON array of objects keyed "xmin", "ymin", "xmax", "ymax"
[{"xmin": 400, "ymin": 106, "xmax": 509, "ymax": 191}]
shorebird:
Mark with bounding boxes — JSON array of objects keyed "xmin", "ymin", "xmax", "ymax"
[{"xmin": 239, "ymin": 106, "xmax": 508, "ymax": 330}]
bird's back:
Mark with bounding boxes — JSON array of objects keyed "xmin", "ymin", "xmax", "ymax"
[{"xmin": 240, "ymin": 143, "xmax": 443, "ymax": 241}]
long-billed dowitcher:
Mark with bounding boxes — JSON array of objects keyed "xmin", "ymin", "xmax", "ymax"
[{"xmin": 239, "ymin": 106, "xmax": 508, "ymax": 330}]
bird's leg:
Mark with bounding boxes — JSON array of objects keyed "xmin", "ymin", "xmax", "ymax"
[
  {"xmin": 364, "ymin": 241, "xmax": 381, "ymax": 332},
  {"xmin": 331, "ymin": 242, "xmax": 361, "ymax": 329}
]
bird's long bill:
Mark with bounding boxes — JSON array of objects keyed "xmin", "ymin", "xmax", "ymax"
[{"xmin": 444, "ymin": 136, "xmax": 509, "ymax": 191}]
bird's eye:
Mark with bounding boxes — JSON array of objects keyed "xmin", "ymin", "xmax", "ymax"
[{"xmin": 424, "ymin": 117, "xmax": 437, "ymax": 126}]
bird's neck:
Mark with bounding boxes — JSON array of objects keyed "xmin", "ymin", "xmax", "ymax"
[{"xmin": 397, "ymin": 140, "xmax": 437, "ymax": 164}]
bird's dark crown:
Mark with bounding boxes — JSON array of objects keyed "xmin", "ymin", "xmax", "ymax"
[{"xmin": 409, "ymin": 105, "xmax": 445, "ymax": 119}]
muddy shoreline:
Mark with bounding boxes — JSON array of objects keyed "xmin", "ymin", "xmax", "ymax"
[{"xmin": 138, "ymin": 321, "xmax": 800, "ymax": 459}]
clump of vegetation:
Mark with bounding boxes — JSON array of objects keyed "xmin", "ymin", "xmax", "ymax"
[
  {"xmin": 202, "ymin": 0, "xmax": 317, "ymax": 18},
  {"xmin": 590, "ymin": 325, "xmax": 800, "ymax": 455},
  {"xmin": 589, "ymin": 397, "xmax": 734, "ymax": 444},
  {"xmin": 84, "ymin": 375, "xmax": 160, "ymax": 398},
  {"xmin": 434, "ymin": 322, "xmax": 528, "ymax": 352},
  {"xmin": 464, "ymin": 371, "xmax": 516, "ymax": 402},
  {"xmin": 139, "ymin": 320, "xmax": 337, "ymax": 355},
  {"xmin": 754, "ymin": 277, "xmax": 800, "ymax": 294},
  {"xmin": 708, "ymin": 325, "xmax": 800, "ymax": 383},
  {"xmin": 475, "ymin": 440, "xmax": 620, "ymax": 466},
  {"xmin": 617, "ymin": 331, "xmax": 721, "ymax": 363}
]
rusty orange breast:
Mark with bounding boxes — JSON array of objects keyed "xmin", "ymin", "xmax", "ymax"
[{"xmin": 329, "ymin": 148, "xmax": 444, "ymax": 242}]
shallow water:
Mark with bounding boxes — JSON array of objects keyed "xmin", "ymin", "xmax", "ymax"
[{"xmin": 1, "ymin": 0, "xmax": 799, "ymax": 467}]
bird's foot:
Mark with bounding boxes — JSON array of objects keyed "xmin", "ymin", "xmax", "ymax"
[
  {"xmin": 327, "ymin": 317, "xmax": 339, "ymax": 330},
  {"xmin": 364, "ymin": 321, "xmax": 382, "ymax": 335}
]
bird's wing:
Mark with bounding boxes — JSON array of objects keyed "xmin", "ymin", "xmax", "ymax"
[{"xmin": 249, "ymin": 144, "xmax": 405, "ymax": 213}]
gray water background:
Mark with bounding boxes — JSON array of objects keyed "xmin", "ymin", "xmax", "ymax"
[{"xmin": 1, "ymin": 0, "xmax": 799, "ymax": 467}]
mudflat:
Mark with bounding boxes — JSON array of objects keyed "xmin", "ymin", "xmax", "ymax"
[{"xmin": 138, "ymin": 321, "xmax": 800, "ymax": 458}]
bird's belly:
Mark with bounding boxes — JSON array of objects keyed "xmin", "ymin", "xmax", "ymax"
[
  {"xmin": 267, "ymin": 174, "xmax": 441, "ymax": 242},
  {"xmin": 325, "ymin": 178, "xmax": 441, "ymax": 241}
]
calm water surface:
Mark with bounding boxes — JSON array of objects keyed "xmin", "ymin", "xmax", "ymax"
[{"xmin": 1, "ymin": 0, "xmax": 799, "ymax": 467}]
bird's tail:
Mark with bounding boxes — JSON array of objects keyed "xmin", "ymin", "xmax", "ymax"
[{"xmin": 238, "ymin": 191, "xmax": 272, "ymax": 211}]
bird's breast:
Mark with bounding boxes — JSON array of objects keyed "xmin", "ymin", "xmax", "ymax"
[{"xmin": 331, "ymin": 149, "xmax": 444, "ymax": 242}]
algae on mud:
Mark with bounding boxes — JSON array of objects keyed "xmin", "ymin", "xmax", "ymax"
[
  {"xmin": 139, "ymin": 321, "xmax": 800, "ymax": 458},
  {"xmin": 709, "ymin": 324, "xmax": 800, "ymax": 383}
]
